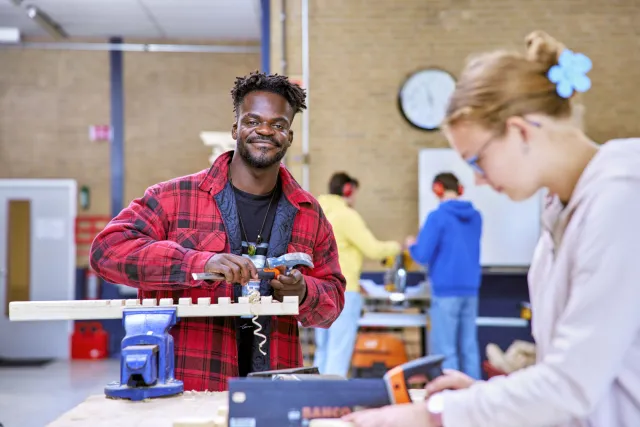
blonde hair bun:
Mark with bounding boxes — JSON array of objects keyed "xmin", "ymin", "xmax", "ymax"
[
  {"xmin": 525, "ymin": 31, "xmax": 565, "ymax": 69},
  {"xmin": 444, "ymin": 30, "xmax": 576, "ymax": 130}
]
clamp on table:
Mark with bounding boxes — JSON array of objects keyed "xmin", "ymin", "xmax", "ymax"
[{"xmin": 104, "ymin": 307, "xmax": 183, "ymax": 401}]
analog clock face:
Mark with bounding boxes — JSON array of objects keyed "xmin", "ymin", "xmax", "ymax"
[{"xmin": 399, "ymin": 69, "xmax": 456, "ymax": 131}]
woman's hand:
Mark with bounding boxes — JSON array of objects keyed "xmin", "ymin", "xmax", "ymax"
[
  {"xmin": 426, "ymin": 369, "xmax": 476, "ymax": 395},
  {"xmin": 342, "ymin": 403, "xmax": 433, "ymax": 427},
  {"xmin": 340, "ymin": 370, "xmax": 477, "ymax": 427}
]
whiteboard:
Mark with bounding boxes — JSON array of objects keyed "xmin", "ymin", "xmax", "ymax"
[{"xmin": 418, "ymin": 149, "xmax": 543, "ymax": 267}]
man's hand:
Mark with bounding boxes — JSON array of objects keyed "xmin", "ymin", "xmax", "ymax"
[
  {"xmin": 204, "ymin": 253, "xmax": 258, "ymax": 285},
  {"xmin": 425, "ymin": 369, "xmax": 475, "ymax": 395},
  {"xmin": 270, "ymin": 269, "xmax": 307, "ymax": 302},
  {"xmin": 342, "ymin": 403, "xmax": 432, "ymax": 427}
]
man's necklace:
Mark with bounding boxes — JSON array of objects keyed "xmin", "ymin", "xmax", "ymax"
[{"xmin": 229, "ymin": 176, "xmax": 277, "ymax": 257}]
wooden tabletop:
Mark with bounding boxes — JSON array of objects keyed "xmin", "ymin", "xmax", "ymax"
[
  {"xmin": 47, "ymin": 388, "xmax": 427, "ymax": 427},
  {"xmin": 47, "ymin": 391, "xmax": 228, "ymax": 427}
]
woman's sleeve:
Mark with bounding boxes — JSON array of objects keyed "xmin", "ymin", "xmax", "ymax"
[{"xmin": 440, "ymin": 177, "xmax": 640, "ymax": 427}]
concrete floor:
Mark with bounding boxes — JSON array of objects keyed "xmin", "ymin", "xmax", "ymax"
[{"xmin": 0, "ymin": 358, "xmax": 119, "ymax": 427}]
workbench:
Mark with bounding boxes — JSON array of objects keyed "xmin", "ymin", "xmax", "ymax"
[
  {"xmin": 358, "ymin": 280, "xmax": 432, "ymax": 358},
  {"xmin": 47, "ymin": 392, "xmax": 228, "ymax": 427},
  {"xmin": 47, "ymin": 389, "xmax": 427, "ymax": 427},
  {"xmin": 357, "ymin": 280, "xmax": 529, "ymax": 358}
]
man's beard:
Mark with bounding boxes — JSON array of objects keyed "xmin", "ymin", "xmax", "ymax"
[{"xmin": 237, "ymin": 136, "xmax": 287, "ymax": 169}]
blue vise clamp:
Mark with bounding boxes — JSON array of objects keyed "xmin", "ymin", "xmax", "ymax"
[{"xmin": 104, "ymin": 307, "xmax": 183, "ymax": 401}]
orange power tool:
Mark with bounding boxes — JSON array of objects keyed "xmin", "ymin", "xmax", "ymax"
[
  {"xmin": 382, "ymin": 354, "xmax": 445, "ymax": 404},
  {"xmin": 191, "ymin": 252, "xmax": 314, "ymax": 282}
]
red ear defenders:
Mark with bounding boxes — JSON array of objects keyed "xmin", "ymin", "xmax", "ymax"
[
  {"xmin": 432, "ymin": 182, "xmax": 464, "ymax": 197},
  {"xmin": 342, "ymin": 182, "xmax": 355, "ymax": 197}
]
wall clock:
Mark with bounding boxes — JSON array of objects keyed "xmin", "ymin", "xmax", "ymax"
[{"xmin": 398, "ymin": 68, "xmax": 457, "ymax": 131}]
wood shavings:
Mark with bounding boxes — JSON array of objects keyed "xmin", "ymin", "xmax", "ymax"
[
  {"xmin": 309, "ymin": 420, "xmax": 354, "ymax": 427},
  {"xmin": 248, "ymin": 289, "xmax": 267, "ymax": 356},
  {"xmin": 409, "ymin": 388, "xmax": 427, "ymax": 402},
  {"xmin": 172, "ymin": 419, "xmax": 215, "ymax": 427},
  {"xmin": 172, "ymin": 391, "xmax": 228, "ymax": 426}
]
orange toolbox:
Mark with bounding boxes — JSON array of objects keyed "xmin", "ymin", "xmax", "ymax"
[{"xmin": 351, "ymin": 332, "xmax": 408, "ymax": 378}]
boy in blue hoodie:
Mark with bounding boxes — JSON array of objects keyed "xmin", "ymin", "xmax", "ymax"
[{"xmin": 406, "ymin": 172, "xmax": 482, "ymax": 379}]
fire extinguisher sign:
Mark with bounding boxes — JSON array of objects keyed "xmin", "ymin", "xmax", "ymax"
[{"xmin": 89, "ymin": 125, "xmax": 111, "ymax": 142}]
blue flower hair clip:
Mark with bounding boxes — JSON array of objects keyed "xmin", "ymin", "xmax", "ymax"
[{"xmin": 547, "ymin": 49, "xmax": 592, "ymax": 98}]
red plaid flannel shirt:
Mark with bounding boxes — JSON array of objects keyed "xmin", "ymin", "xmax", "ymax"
[{"xmin": 90, "ymin": 151, "xmax": 346, "ymax": 391}]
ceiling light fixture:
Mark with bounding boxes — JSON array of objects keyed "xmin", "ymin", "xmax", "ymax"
[
  {"xmin": 25, "ymin": 5, "xmax": 67, "ymax": 39},
  {"xmin": 0, "ymin": 27, "xmax": 21, "ymax": 44}
]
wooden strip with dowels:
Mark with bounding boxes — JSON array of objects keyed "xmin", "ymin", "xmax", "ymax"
[{"xmin": 8, "ymin": 296, "xmax": 299, "ymax": 321}]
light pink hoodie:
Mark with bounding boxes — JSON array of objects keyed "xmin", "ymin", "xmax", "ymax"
[{"xmin": 440, "ymin": 138, "xmax": 640, "ymax": 426}]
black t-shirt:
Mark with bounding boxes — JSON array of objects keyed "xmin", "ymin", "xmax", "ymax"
[{"xmin": 232, "ymin": 180, "xmax": 281, "ymax": 377}]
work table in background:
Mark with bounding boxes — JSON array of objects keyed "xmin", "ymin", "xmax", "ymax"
[{"xmin": 357, "ymin": 271, "xmax": 533, "ymax": 363}]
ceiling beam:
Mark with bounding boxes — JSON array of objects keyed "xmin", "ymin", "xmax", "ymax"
[{"xmin": 0, "ymin": 42, "xmax": 260, "ymax": 53}]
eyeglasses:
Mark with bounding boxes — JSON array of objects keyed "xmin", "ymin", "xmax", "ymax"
[
  {"xmin": 466, "ymin": 134, "xmax": 496, "ymax": 177},
  {"xmin": 465, "ymin": 119, "xmax": 541, "ymax": 177}
]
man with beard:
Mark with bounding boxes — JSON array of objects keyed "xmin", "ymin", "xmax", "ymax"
[{"xmin": 90, "ymin": 71, "xmax": 346, "ymax": 391}]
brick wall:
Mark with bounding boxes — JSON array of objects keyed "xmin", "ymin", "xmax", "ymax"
[
  {"xmin": 271, "ymin": 0, "xmax": 640, "ymax": 270},
  {"xmin": 0, "ymin": 46, "xmax": 259, "ymax": 216},
  {"xmin": 0, "ymin": 49, "xmax": 111, "ymax": 214},
  {"xmin": 2, "ymin": 1, "xmax": 639, "ymax": 271}
]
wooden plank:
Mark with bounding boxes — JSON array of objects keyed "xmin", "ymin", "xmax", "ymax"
[
  {"xmin": 9, "ymin": 296, "xmax": 299, "ymax": 321},
  {"xmin": 47, "ymin": 392, "xmax": 228, "ymax": 427}
]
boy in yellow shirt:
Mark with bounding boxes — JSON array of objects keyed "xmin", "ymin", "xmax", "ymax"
[{"xmin": 314, "ymin": 172, "xmax": 402, "ymax": 377}]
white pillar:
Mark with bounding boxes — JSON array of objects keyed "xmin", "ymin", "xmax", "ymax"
[{"xmin": 200, "ymin": 131, "xmax": 236, "ymax": 164}]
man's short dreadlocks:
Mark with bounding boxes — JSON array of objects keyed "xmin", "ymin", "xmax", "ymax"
[{"xmin": 231, "ymin": 71, "xmax": 307, "ymax": 116}]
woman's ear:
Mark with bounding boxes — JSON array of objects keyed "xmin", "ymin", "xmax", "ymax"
[{"xmin": 505, "ymin": 116, "xmax": 533, "ymax": 149}]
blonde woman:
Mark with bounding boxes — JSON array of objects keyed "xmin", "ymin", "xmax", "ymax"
[{"xmin": 344, "ymin": 30, "xmax": 640, "ymax": 427}]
